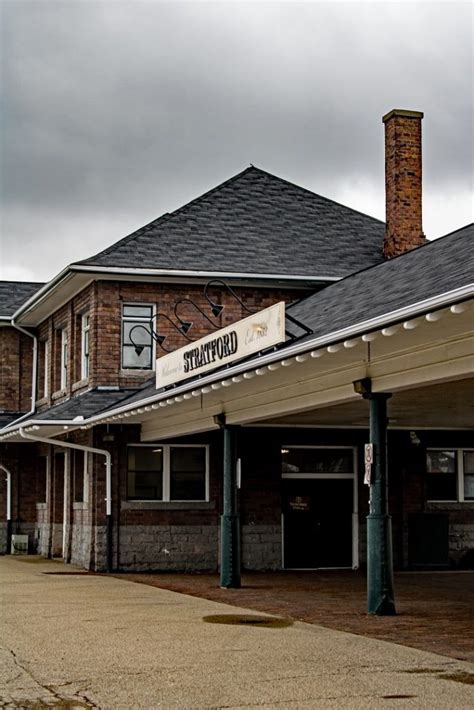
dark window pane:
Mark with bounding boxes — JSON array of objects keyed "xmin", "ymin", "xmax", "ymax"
[
  {"xmin": 281, "ymin": 448, "xmax": 353, "ymax": 474},
  {"xmin": 463, "ymin": 451, "xmax": 474, "ymax": 474},
  {"xmin": 426, "ymin": 450, "xmax": 457, "ymax": 500},
  {"xmin": 127, "ymin": 470, "xmax": 163, "ymax": 500},
  {"xmin": 128, "ymin": 447, "xmax": 163, "ymax": 472},
  {"xmin": 170, "ymin": 447, "xmax": 206, "ymax": 500},
  {"xmin": 464, "ymin": 475, "xmax": 474, "ymax": 500},
  {"xmin": 73, "ymin": 450, "xmax": 84, "ymax": 503},
  {"xmin": 127, "ymin": 448, "xmax": 163, "ymax": 500}
]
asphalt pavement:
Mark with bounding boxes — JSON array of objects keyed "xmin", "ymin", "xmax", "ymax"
[{"xmin": 1, "ymin": 556, "xmax": 473, "ymax": 709}]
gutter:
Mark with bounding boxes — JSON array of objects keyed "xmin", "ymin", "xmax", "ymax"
[
  {"xmin": 2, "ymin": 285, "xmax": 472, "ymax": 436},
  {"xmin": 19, "ymin": 428, "xmax": 114, "ymax": 572}
]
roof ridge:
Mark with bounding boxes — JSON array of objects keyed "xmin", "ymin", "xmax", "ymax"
[{"xmin": 248, "ymin": 165, "xmax": 386, "ymax": 226}]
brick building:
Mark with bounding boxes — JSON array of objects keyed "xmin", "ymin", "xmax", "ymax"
[{"xmin": 1, "ymin": 110, "xmax": 473, "ymax": 605}]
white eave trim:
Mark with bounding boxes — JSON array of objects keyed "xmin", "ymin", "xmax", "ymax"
[
  {"xmin": 2, "ymin": 284, "xmax": 471, "ymax": 439},
  {"xmin": 70, "ymin": 264, "xmax": 339, "ymax": 283}
]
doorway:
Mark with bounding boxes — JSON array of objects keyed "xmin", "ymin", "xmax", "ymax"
[{"xmin": 281, "ymin": 446, "xmax": 358, "ymax": 569}]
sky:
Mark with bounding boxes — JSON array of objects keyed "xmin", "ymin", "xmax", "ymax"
[{"xmin": 0, "ymin": 0, "xmax": 472, "ymax": 283}]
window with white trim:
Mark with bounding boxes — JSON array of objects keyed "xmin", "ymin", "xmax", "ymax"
[
  {"xmin": 60, "ymin": 328, "xmax": 68, "ymax": 389},
  {"xmin": 127, "ymin": 445, "xmax": 209, "ymax": 501},
  {"xmin": 426, "ymin": 449, "xmax": 474, "ymax": 502},
  {"xmin": 81, "ymin": 313, "xmax": 90, "ymax": 379},
  {"xmin": 44, "ymin": 340, "xmax": 49, "ymax": 398},
  {"xmin": 122, "ymin": 304, "xmax": 154, "ymax": 370}
]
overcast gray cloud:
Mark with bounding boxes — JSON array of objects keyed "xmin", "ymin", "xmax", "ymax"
[{"xmin": 1, "ymin": 0, "xmax": 472, "ymax": 281}]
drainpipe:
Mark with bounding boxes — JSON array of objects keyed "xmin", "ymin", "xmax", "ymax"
[
  {"xmin": 8, "ymin": 321, "xmax": 38, "ymax": 427},
  {"xmin": 0, "ymin": 464, "xmax": 12, "ymax": 554},
  {"xmin": 19, "ymin": 428, "xmax": 113, "ymax": 572}
]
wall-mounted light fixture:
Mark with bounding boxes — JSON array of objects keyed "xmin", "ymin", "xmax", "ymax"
[{"xmin": 129, "ymin": 312, "xmax": 192, "ymax": 355}]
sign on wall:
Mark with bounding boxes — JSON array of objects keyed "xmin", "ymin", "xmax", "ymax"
[{"xmin": 156, "ymin": 301, "xmax": 286, "ymax": 389}]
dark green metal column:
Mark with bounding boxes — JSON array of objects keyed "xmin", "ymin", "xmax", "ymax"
[
  {"xmin": 366, "ymin": 392, "xmax": 396, "ymax": 615},
  {"xmin": 220, "ymin": 426, "xmax": 241, "ymax": 588}
]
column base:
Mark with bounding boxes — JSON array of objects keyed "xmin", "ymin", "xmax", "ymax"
[
  {"xmin": 367, "ymin": 513, "xmax": 396, "ymax": 615},
  {"xmin": 220, "ymin": 514, "xmax": 241, "ymax": 588}
]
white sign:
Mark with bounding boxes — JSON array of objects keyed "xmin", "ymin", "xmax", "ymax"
[
  {"xmin": 156, "ymin": 301, "xmax": 286, "ymax": 389},
  {"xmin": 364, "ymin": 443, "xmax": 374, "ymax": 485}
]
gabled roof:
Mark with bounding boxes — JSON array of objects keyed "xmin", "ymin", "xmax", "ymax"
[
  {"xmin": 77, "ymin": 167, "xmax": 385, "ymax": 279},
  {"xmin": 0, "ymin": 281, "xmax": 44, "ymax": 319}
]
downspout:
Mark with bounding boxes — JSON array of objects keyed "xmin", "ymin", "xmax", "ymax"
[
  {"xmin": 9, "ymin": 320, "xmax": 38, "ymax": 427},
  {"xmin": 19, "ymin": 428, "xmax": 113, "ymax": 572},
  {"xmin": 0, "ymin": 464, "xmax": 12, "ymax": 554}
]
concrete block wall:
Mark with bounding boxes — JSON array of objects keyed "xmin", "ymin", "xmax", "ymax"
[
  {"xmin": 241, "ymin": 524, "xmax": 281, "ymax": 570},
  {"xmin": 117, "ymin": 525, "xmax": 218, "ymax": 571}
]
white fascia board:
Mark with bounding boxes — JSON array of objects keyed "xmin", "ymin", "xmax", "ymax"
[
  {"xmin": 3, "ymin": 284, "xmax": 472, "ymax": 440},
  {"xmin": 70, "ymin": 264, "xmax": 340, "ymax": 283},
  {"xmin": 12, "ymin": 266, "xmax": 73, "ymax": 320}
]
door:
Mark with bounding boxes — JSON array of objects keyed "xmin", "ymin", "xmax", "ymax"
[{"xmin": 283, "ymin": 478, "xmax": 354, "ymax": 568}]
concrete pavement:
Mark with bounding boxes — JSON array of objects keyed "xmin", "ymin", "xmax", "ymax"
[{"xmin": 1, "ymin": 556, "xmax": 473, "ymax": 709}]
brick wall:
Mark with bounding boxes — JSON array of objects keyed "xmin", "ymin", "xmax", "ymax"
[
  {"xmin": 0, "ymin": 327, "xmax": 34, "ymax": 413},
  {"xmin": 32, "ymin": 280, "xmax": 310, "ymax": 409}
]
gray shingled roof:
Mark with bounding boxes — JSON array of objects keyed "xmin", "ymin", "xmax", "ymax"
[
  {"xmin": 288, "ymin": 223, "xmax": 473, "ymax": 337},
  {"xmin": 0, "ymin": 282, "xmax": 44, "ymax": 318},
  {"xmin": 33, "ymin": 389, "xmax": 139, "ymax": 421},
  {"xmin": 77, "ymin": 167, "xmax": 385, "ymax": 279},
  {"xmin": 0, "ymin": 413, "xmax": 24, "ymax": 428}
]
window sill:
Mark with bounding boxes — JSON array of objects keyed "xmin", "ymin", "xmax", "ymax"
[
  {"xmin": 72, "ymin": 378, "xmax": 89, "ymax": 392},
  {"xmin": 35, "ymin": 396, "xmax": 49, "ymax": 408},
  {"xmin": 73, "ymin": 502, "xmax": 89, "ymax": 510},
  {"xmin": 121, "ymin": 501, "xmax": 215, "ymax": 511},
  {"xmin": 427, "ymin": 501, "xmax": 474, "ymax": 510},
  {"xmin": 52, "ymin": 388, "xmax": 67, "ymax": 401},
  {"xmin": 36, "ymin": 502, "xmax": 47, "ymax": 510},
  {"xmin": 120, "ymin": 369, "xmax": 154, "ymax": 375}
]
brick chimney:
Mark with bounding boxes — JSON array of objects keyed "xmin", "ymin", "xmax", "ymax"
[{"xmin": 383, "ymin": 109, "xmax": 426, "ymax": 258}]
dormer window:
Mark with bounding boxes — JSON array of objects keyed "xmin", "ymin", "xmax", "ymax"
[{"xmin": 122, "ymin": 304, "xmax": 154, "ymax": 370}]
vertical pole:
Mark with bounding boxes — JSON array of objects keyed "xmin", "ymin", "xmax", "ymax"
[
  {"xmin": 220, "ymin": 426, "xmax": 241, "ymax": 588},
  {"xmin": 366, "ymin": 393, "xmax": 396, "ymax": 615}
]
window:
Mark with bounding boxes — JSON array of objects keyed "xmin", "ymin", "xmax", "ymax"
[
  {"xmin": 60, "ymin": 328, "xmax": 68, "ymax": 389},
  {"xmin": 35, "ymin": 456, "xmax": 48, "ymax": 503},
  {"xmin": 122, "ymin": 304, "xmax": 154, "ymax": 370},
  {"xmin": 44, "ymin": 341, "xmax": 49, "ymax": 397},
  {"xmin": 127, "ymin": 445, "xmax": 208, "ymax": 501},
  {"xmin": 73, "ymin": 450, "xmax": 89, "ymax": 503},
  {"xmin": 426, "ymin": 449, "xmax": 474, "ymax": 502},
  {"xmin": 81, "ymin": 313, "xmax": 90, "ymax": 379}
]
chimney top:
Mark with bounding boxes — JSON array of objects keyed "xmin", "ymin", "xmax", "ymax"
[{"xmin": 382, "ymin": 109, "xmax": 424, "ymax": 123}]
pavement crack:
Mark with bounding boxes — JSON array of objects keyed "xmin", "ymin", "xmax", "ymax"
[{"xmin": 2, "ymin": 646, "xmax": 99, "ymax": 708}]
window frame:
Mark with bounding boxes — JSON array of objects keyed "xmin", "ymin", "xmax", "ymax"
[
  {"xmin": 60, "ymin": 328, "xmax": 68, "ymax": 390},
  {"xmin": 121, "ymin": 303, "xmax": 156, "ymax": 371},
  {"xmin": 426, "ymin": 448, "xmax": 474, "ymax": 503},
  {"xmin": 127, "ymin": 443, "xmax": 209, "ymax": 502},
  {"xmin": 80, "ymin": 313, "xmax": 90, "ymax": 380},
  {"xmin": 44, "ymin": 340, "xmax": 49, "ymax": 398}
]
